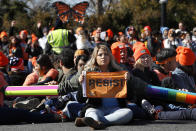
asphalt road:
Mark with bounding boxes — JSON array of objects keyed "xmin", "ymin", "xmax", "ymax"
[{"xmin": 0, "ymin": 120, "xmax": 196, "ymax": 131}]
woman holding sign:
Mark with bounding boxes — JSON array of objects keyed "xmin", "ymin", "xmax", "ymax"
[{"xmin": 75, "ymin": 44, "xmax": 133, "ymax": 130}]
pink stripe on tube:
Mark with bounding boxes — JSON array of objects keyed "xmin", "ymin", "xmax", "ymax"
[{"xmin": 6, "ymin": 85, "xmax": 58, "ymax": 91}]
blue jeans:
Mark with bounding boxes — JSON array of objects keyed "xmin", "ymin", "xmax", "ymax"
[
  {"xmin": 127, "ymin": 103, "xmax": 148, "ymax": 119},
  {"xmin": 27, "ymin": 60, "xmax": 33, "ymax": 73},
  {"xmin": 85, "ymin": 107, "xmax": 133, "ymax": 125},
  {"xmin": 62, "ymin": 101, "xmax": 84, "ymax": 121}
]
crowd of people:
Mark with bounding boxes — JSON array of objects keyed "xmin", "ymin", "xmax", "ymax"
[{"xmin": 0, "ymin": 19, "xmax": 196, "ymax": 130}]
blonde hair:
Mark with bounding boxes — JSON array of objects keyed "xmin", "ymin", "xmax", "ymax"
[
  {"xmin": 84, "ymin": 44, "xmax": 122, "ymax": 71},
  {"xmin": 134, "ymin": 57, "xmax": 152, "ymax": 71}
]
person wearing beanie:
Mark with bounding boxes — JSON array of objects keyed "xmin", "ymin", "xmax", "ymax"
[
  {"xmin": 25, "ymin": 34, "xmax": 43, "ymax": 73},
  {"xmin": 152, "ymin": 48, "xmax": 177, "ymax": 81},
  {"xmin": 0, "ymin": 51, "xmax": 11, "ymax": 85},
  {"xmin": 19, "ymin": 30, "xmax": 29, "ymax": 66},
  {"xmin": 171, "ymin": 46, "xmax": 196, "ymax": 92},
  {"xmin": 8, "ymin": 57, "xmax": 27, "ymax": 86},
  {"xmin": 132, "ymin": 46, "xmax": 161, "ymax": 86},
  {"xmin": 8, "ymin": 36, "xmax": 23, "ymax": 58},
  {"xmin": 0, "ymin": 31, "xmax": 9, "ymax": 56},
  {"xmin": 118, "ymin": 45, "xmax": 134, "ymax": 73},
  {"xmin": 160, "ymin": 27, "xmax": 169, "ymax": 40},
  {"xmin": 111, "ymin": 34, "xmax": 131, "ymax": 63},
  {"xmin": 74, "ymin": 49, "xmax": 89, "ymax": 65}
]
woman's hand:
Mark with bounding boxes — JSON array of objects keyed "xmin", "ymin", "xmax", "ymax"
[
  {"xmin": 125, "ymin": 72, "xmax": 131, "ymax": 81},
  {"xmin": 45, "ymin": 80, "xmax": 58, "ymax": 85},
  {"xmin": 79, "ymin": 73, "xmax": 85, "ymax": 84}
]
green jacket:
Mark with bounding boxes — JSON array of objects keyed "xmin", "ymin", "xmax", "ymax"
[{"xmin": 57, "ymin": 68, "xmax": 80, "ymax": 96}]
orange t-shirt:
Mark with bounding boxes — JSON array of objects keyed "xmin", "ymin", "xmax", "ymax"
[{"xmin": 41, "ymin": 68, "xmax": 59, "ymax": 81}]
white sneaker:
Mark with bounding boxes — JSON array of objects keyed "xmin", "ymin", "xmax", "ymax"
[{"xmin": 141, "ymin": 99, "xmax": 156, "ymax": 115}]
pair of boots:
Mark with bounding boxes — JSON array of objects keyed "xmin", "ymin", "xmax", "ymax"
[{"xmin": 75, "ymin": 117, "xmax": 106, "ymax": 130}]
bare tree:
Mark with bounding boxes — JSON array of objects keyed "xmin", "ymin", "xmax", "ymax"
[{"xmin": 88, "ymin": 0, "xmax": 119, "ymax": 16}]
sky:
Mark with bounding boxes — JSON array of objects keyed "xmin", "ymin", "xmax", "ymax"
[{"xmin": 49, "ymin": 0, "xmax": 89, "ymax": 7}]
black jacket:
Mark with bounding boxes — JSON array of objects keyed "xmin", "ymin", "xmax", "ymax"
[{"xmin": 132, "ymin": 67, "xmax": 161, "ymax": 86}]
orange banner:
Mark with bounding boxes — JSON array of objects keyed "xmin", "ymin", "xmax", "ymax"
[{"xmin": 82, "ymin": 71, "xmax": 127, "ymax": 98}]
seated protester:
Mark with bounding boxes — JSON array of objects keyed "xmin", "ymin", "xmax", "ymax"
[
  {"xmin": 147, "ymin": 31, "xmax": 162, "ymax": 62},
  {"xmin": 119, "ymin": 45, "xmax": 134, "ymax": 73},
  {"xmin": 75, "ymin": 44, "xmax": 132, "ymax": 130},
  {"xmin": 91, "ymin": 29, "xmax": 104, "ymax": 45},
  {"xmin": 8, "ymin": 57, "xmax": 27, "ymax": 86},
  {"xmin": 0, "ymin": 31, "xmax": 9, "ymax": 56},
  {"xmin": 8, "ymin": 36, "xmax": 23, "ymax": 58},
  {"xmin": 163, "ymin": 29, "xmax": 182, "ymax": 49},
  {"xmin": 23, "ymin": 57, "xmax": 39, "ymax": 86},
  {"xmin": 32, "ymin": 48, "xmax": 76, "ymax": 117},
  {"xmin": 58, "ymin": 55, "xmax": 89, "ymax": 96},
  {"xmin": 19, "ymin": 30, "xmax": 29, "ymax": 66},
  {"xmin": 0, "ymin": 71, "xmax": 8, "ymax": 107},
  {"xmin": 0, "ymin": 51, "xmax": 11, "ymax": 85},
  {"xmin": 35, "ymin": 54, "xmax": 58, "ymax": 85},
  {"xmin": 13, "ymin": 55, "xmax": 58, "ymax": 110},
  {"xmin": 132, "ymin": 45, "xmax": 161, "ymax": 86},
  {"xmin": 172, "ymin": 46, "xmax": 196, "ymax": 92},
  {"xmin": 153, "ymin": 48, "xmax": 177, "ymax": 81},
  {"xmin": 111, "ymin": 34, "xmax": 132, "ymax": 64},
  {"xmin": 73, "ymin": 49, "xmax": 89, "ymax": 65},
  {"xmin": 45, "ymin": 55, "xmax": 89, "ymax": 121},
  {"xmin": 160, "ymin": 27, "xmax": 169, "ymax": 40},
  {"xmin": 125, "ymin": 26, "xmax": 138, "ymax": 46},
  {"xmin": 23, "ymin": 71, "xmax": 39, "ymax": 86},
  {"xmin": 25, "ymin": 34, "xmax": 43, "ymax": 73},
  {"xmin": 31, "ymin": 48, "xmax": 75, "ymax": 112}
]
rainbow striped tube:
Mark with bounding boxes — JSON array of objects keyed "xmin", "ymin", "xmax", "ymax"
[
  {"xmin": 146, "ymin": 85, "xmax": 196, "ymax": 104},
  {"xmin": 5, "ymin": 85, "xmax": 58, "ymax": 96}
]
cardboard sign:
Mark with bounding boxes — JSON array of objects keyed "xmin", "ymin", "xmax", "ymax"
[{"xmin": 82, "ymin": 71, "xmax": 127, "ymax": 98}]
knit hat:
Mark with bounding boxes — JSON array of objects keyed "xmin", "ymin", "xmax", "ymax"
[
  {"xmin": 9, "ymin": 57, "xmax": 24, "ymax": 71},
  {"xmin": 133, "ymin": 46, "xmax": 151, "ymax": 61},
  {"xmin": 0, "ymin": 52, "xmax": 9, "ymax": 67},
  {"xmin": 132, "ymin": 42, "xmax": 146, "ymax": 53},
  {"xmin": 176, "ymin": 46, "xmax": 195, "ymax": 66},
  {"xmin": 160, "ymin": 27, "xmax": 169, "ymax": 34},
  {"xmin": 74, "ymin": 49, "xmax": 85, "ymax": 57},
  {"xmin": 31, "ymin": 34, "xmax": 38, "ymax": 43},
  {"xmin": 76, "ymin": 27, "xmax": 83, "ymax": 35},
  {"xmin": 144, "ymin": 26, "xmax": 151, "ymax": 32},
  {"xmin": 20, "ymin": 30, "xmax": 28, "ymax": 36},
  {"xmin": 0, "ymin": 31, "xmax": 8, "ymax": 39},
  {"xmin": 106, "ymin": 29, "xmax": 113, "ymax": 39},
  {"xmin": 118, "ymin": 32, "xmax": 123, "ymax": 36}
]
